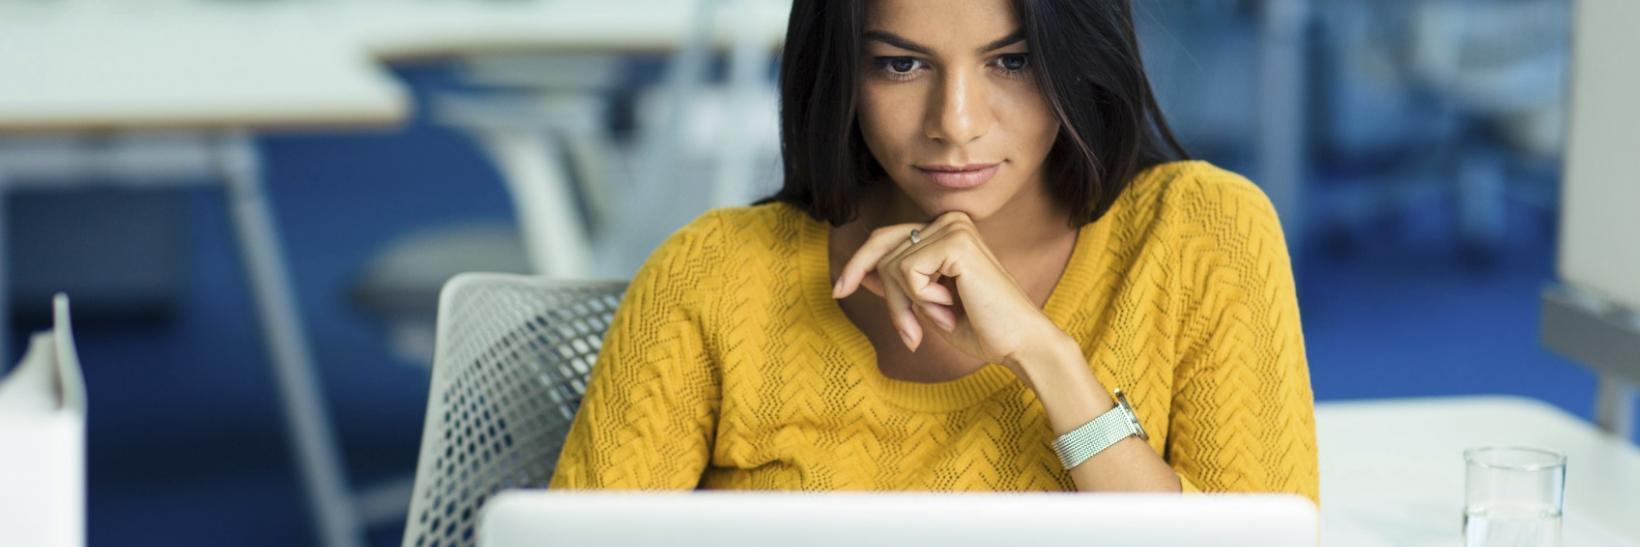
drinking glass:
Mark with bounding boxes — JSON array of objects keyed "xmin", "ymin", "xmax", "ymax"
[{"xmin": 1463, "ymin": 446, "xmax": 1567, "ymax": 547}]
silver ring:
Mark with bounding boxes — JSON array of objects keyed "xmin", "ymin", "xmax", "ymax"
[{"xmin": 909, "ymin": 228, "xmax": 922, "ymax": 245}]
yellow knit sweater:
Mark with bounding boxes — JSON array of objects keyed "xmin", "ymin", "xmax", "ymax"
[{"xmin": 549, "ymin": 160, "xmax": 1320, "ymax": 505}]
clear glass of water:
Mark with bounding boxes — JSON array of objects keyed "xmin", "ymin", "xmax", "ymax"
[{"xmin": 1463, "ymin": 446, "xmax": 1567, "ymax": 547}]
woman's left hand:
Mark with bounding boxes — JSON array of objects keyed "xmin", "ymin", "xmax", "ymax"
[{"xmin": 832, "ymin": 211, "xmax": 1070, "ymax": 372}]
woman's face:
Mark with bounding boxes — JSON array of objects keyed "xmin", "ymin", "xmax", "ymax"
[{"xmin": 857, "ymin": 0, "xmax": 1060, "ymax": 221}]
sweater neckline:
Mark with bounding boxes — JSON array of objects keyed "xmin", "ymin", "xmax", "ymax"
[{"xmin": 795, "ymin": 201, "xmax": 1116, "ymax": 413}]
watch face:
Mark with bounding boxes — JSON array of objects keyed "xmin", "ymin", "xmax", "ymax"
[
  {"xmin": 1129, "ymin": 411, "xmax": 1149, "ymax": 441},
  {"xmin": 1116, "ymin": 389, "xmax": 1149, "ymax": 441}
]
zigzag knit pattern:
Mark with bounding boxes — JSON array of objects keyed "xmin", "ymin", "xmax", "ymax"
[{"xmin": 549, "ymin": 160, "xmax": 1320, "ymax": 505}]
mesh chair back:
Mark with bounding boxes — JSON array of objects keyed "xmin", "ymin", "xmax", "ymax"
[{"xmin": 402, "ymin": 273, "xmax": 626, "ymax": 547}]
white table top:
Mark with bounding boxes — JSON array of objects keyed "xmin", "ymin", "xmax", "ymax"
[
  {"xmin": 0, "ymin": 1, "xmax": 793, "ymax": 133},
  {"xmin": 1317, "ymin": 396, "xmax": 1640, "ymax": 546},
  {"xmin": 333, "ymin": 0, "xmax": 792, "ymax": 61},
  {"xmin": 0, "ymin": 3, "xmax": 409, "ymax": 133}
]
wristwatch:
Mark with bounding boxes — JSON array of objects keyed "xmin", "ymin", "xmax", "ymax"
[{"xmin": 1051, "ymin": 388, "xmax": 1148, "ymax": 470}]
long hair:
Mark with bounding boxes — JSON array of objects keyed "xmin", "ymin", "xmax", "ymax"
[{"xmin": 756, "ymin": 0, "xmax": 1190, "ymax": 227}]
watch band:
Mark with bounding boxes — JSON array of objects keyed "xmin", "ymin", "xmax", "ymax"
[{"xmin": 1051, "ymin": 389, "xmax": 1145, "ymax": 470}]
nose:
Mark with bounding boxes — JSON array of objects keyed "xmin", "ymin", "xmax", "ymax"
[{"xmin": 924, "ymin": 67, "xmax": 993, "ymax": 146}]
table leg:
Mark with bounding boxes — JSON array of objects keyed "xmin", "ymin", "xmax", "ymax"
[
  {"xmin": 1259, "ymin": 0, "xmax": 1311, "ymax": 264},
  {"xmin": 0, "ymin": 172, "xmax": 9, "ymax": 368},
  {"xmin": 712, "ymin": 0, "xmax": 776, "ymax": 208},
  {"xmin": 1595, "ymin": 378, "xmax": 1636, "ymax": 440},
  {"xmin": 473, "ymin": 129, "xmax": 592, "ymax": 279},
  {"xmin": 215, "ymin": 132, "xmax": 362, "ymax": 547}
]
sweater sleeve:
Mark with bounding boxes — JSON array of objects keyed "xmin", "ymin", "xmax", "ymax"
[
  {"xmin": 1164, "ymin": 172, "xmax": 1321, "ymax": 506},
  {"xmin": 548, "ymin": 212, "xmax": 725, "ymax": 489}
]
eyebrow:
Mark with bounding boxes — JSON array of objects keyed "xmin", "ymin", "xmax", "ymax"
[{"xmin": 862, "ymin": 29, "xmax": 1027, "ymax": 56}]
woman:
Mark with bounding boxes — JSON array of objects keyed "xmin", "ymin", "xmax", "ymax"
[{"xmin": 550, "ymin": 0, "xmax": 1319, "ymax": 503}]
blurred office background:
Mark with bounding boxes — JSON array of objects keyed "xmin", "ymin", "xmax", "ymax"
[{"xmin": 0, "ymin": 0, "xmax": 1615, "ymax": 545}]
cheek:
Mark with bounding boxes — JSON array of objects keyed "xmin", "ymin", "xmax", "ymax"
[
  {"xmin": 999, "ymin": 89, "xmax": 1060, "ymax": 159},
  {"xmin": 857, "ymin": 85, "xmax": 925, "ymax": 165}
]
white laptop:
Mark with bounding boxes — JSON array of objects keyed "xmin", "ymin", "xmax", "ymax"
[{"xmin": 478, "ymin": 490, "xmax": 1317, "ymax": 547}]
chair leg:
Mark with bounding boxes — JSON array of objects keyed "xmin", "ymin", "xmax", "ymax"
[{"xmin": 216, "ymin": 131, "xmax": 363, "ymax": 547}]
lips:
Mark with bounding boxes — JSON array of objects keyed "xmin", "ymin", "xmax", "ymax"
[{"xmin": 914, "ymin": 162, "xmax": 1000, "ymax": 190}]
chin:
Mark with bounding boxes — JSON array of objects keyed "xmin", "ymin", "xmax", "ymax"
[
  {"xmin": 887, "ymin": 166, "xmax": 1022, "ymax": 222},
  {"xmin": 909, "ymin": 190, "xmax": 1007, "ymax": 222}
]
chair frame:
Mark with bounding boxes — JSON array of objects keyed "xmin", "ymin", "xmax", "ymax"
[{"xmin": 402, "ymin": 273, "xmax": 626, "ymax": 547}]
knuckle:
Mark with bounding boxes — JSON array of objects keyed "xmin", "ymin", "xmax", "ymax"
[{"xmin": 899, "ymin": 260, "xmax": 918, "ymax": 279}]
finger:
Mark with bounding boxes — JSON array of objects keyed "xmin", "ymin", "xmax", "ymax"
[
  {"xmin": 895, "ymin": 267, "xmax": 954, "ymax": 305},
  {"xmin": 884, "ymin": 279, "xmax": 923, "ymax": 351},
  {"xmin": 914, "ymin": 281, "xmax": 955, "ymax": 306},
  {"xmin": 860, "ymin": 271, "xmax": 885, "ymax": 298},
  {"xmin": 833, "ymin": 223, "xmax": 922, "ymax": 298},
  {"xmin": 917, "ymin": 301, "xmax": 958, "ymax": 332},
  {"xmin": 835, "ymin": 211, "xmax": 974, "ymax": 299},
  {"xmin": 896, "ymin": 230, "xmax": 963, "ymax": 305},
  {"xmin": 874, "ymin": 241, "xmax": 923, "ymax": 349},
  {"xmin": 878, "ymin": 219, "xmax": 967, "ymax": 305},
  {"xmin": 834, "ymin": 212, "xmax": 973, "ymax": 299},
  {"xmin": 882, "ymin": 250, "xmax": 954, "ymax": 305}
]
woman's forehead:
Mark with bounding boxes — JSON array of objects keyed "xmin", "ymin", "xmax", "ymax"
[{"xmin": 864, "ymin": 0, "xmax": 1023, "ymax": 53}]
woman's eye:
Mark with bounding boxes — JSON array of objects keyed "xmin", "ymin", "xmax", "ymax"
[
  {"xmin": 880, "ymin": 57, "xmax": 921, "ymax": 74},
  {"xmin": 997, "ymin": 54, "xmax": 1029, "ymax": 72}
]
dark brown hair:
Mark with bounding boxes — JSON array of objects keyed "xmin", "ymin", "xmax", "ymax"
[{"xmin": 755, "ymin": 0, "xmax": 1190, "ymax": 227}]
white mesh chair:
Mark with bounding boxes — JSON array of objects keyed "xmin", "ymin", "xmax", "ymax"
[{"xmin": 402, "ymin": 273, "xmax": 627, "ymax": 547}]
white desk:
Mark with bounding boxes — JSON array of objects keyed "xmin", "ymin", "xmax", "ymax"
[
  {"xmin": 333, "ymin": 0, "xmax": 790, "ymax": 61},
  {"xmin": 1317, "ymin": 396, "xmax": 1640, "ymax": 546},
  {"xmin": 0, "ymin": 3, "xmax": 407, "ymax": 132}
]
